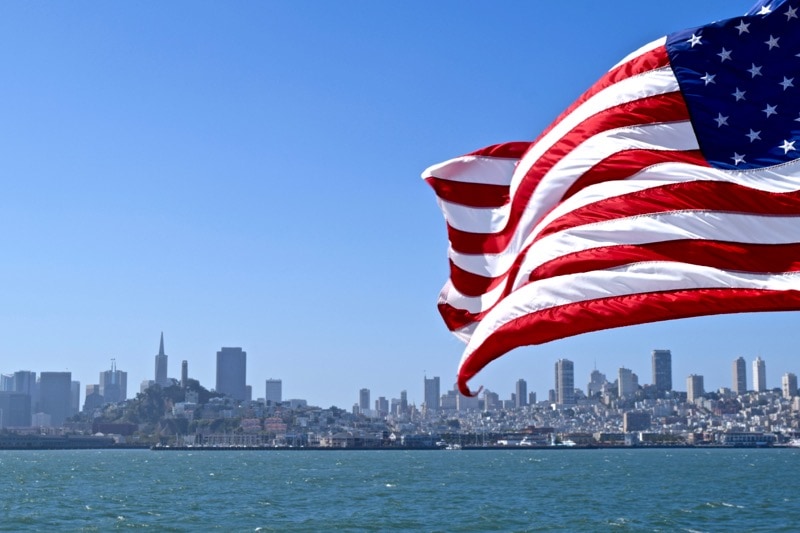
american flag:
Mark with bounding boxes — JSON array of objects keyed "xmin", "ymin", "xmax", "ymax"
[{"xmin": 423, "ymin": 0, "xmax": 800, "ymax": 396}]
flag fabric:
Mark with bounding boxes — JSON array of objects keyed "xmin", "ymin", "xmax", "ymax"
[{"xmin": 423, "ymin": 0, "xmax": 800, "ymax": 396}]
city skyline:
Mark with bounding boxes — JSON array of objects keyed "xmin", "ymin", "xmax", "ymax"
[{"xmin": 6, "ymin": 1, "xmax": 800, "ymax": 409}]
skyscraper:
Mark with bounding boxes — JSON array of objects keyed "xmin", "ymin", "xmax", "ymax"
[
  {"xmin": 687, "ymin": 374, "xmax": 704, "ymax": 403},
  {"xmin": 424, "ymin": 376, "xmax": 440, "ymax": 411},
  {"xmin": 618, "ymin": 367, "xmax": 635, "ymax": 398},
  {"xmin": 155, "ymin": 332, "xmax": 169, "ymax": 388},
  {"xmin": 359, "ymin": 388, "xmax": 370, "ymax": 412},
  {"xmin": 587, "ymin": 369, "xmax": 607, "ymax": 397},
  {"xmin": 753, "ymin": 356, "xmax": 767, "ymax": 392},
  {"xmin": 732, "ymin": 357, "xmax": 747, "ymax": 395},
  {"xmin": 38, "ymin": 372, "xmax": 72, "ymax": 427},
  {"xmin": 652, "ymin": 349, "xmax": 672, "ymax": 393},
  {"xmin": 265, "ymin": 379, "xmax": 282, "ymax": 404},
  {"xmin": 782, "ymin": 373, "xmax": 798, "ymax": 399},
  {"xmin": 555, "ymin": 359, "xmax": 575, "ymax": 405},
  {"xmin": 515, "ymin": 379, "xmax": 528, "ymax": 408},
  {"xmin": 216, "ymin": 347, "xmax": 247, "ymax": 401},
  {"xmin": 99, "ymin": 359, "xmax": 127, "ymax": 404}
]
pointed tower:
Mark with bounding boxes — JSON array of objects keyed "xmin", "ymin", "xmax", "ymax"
[{"xmin": 155, "ymin": 332, "xmax": 169, "ymax": 387}]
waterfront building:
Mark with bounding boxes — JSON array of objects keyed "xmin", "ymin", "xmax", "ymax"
[
  {"xmin": 687, "ymin": 374, "xmax": 704, "ymax": 403},
  {"xmin": 265, "ymin": 379, "xmax": 282, "ymax": 404},
  {"xmin": 555, "ymin": 359, "xmax": 575, "ymax": 405},
  {"xmin": 216, "ymin": 347, "xmax": 247, "ymax": 401},
  {"xmin": 38, "ymin": 372, "xmax": 72, "ymax": 427},
  {"xmin": 623, "ymin": 411, "xmax": 651, "ymax": 432},
  {"xmin": 424, "ymin": 376, "xmax": 440, "ymax": 411},
  {"xmin": 515, "ymin": 379, "xmax": 528, "ymax": 408},
  {"xmin": 652, "ymin": 349, "xmax": 672, "ymax": 393},
  {"xmin": 155, "ymin": 332, "xmax": 169, "ymax": 388},
  {"xmin": 618, "ymin": 367, "xmax": 635, "ymax": 398},
  {"xmin": 359, "ymin": 388, "xmax": 370, "ymax": 412},
  {"xmin": 732, "ymin": 357, "xmax": 747, "ymax": 395},
  {"xmin": 782, "ymin": 373, "xmax": 798, "ymax": 399},
  {"xmin": 99, "ymin": 359, "xmax": 127, "ymax": 404},
  {"xmin": 753, "ymin": 357, "xmax": 767, "ymax": 392},
  {"xmin": 0, "ymin": 391, "xmax": 31, "ymax": 427}
]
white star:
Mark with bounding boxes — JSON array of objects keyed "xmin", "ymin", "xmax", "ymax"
[
  {"xmin": 759, "ymin": 4, "xmax": 772, "ymax": 15},
  {"xmin": 765, "ymin": 35, "xmax": 780, "ymax": 50},
  {"xmin": 732, "ymin": 88, "xmax": 747, "ymax": 101},
  {"xmin": 780, "ymin": 77, "xmax": 795, "ymax": 90},
  {"xmin": 748, "ymin": 63, "xmax": 763, "ymax": 77},
  {"xmin": 688, "ymin": 33, "xmax": 702, "ymax": 47},
  {"xmin": 763, "ymin": 104, "xmax": 778, "ymax": 117},
  {"xmin": 732, "ymin": 153, "xmax": 746, "ymax": 165},
  {"xmin": 717, "ymin": 48, "xmax": 732, "ymax": 62},
  {"xmin": 701, "ymin": 73, "xmax": 716, "ymax": 85},
  {"xmin": 746, "ymin": 129, "xmax": 762, "ymax": 142},
  {"xmin": 736, "ymin": 20, "xmax": 751, "ymax": 34},
  {"xmin": 786, "ymin": 6, "xmax": 798, "ymax": 20},
  {"xmin": 780, "ymin": 140, "xmax": 796, "ymax": 154},
  {"xmin": 714, "ymin": 113, "xmax": 729, "ymax": 127}
]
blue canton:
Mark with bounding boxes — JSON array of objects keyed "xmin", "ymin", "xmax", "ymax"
[{"xmin": 666, "ymin": 0, "xmax": 800, "ymax": 169}]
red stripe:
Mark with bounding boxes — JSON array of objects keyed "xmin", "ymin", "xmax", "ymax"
[
  {"xmin": 530, "ymin": 241, "xmax": 800, "ymax": 281},
  {"xmin": 448, "ymin": 259, "xmax": 507, "ymax": 297},
  {"xmin": 457, "ymin": 288, "xmax": 800, "ymax": 396},
  {"xmin": 424, "ymin": 177, "xmax": 510, "ymax": 208},
  {"xmin": 466, "ymin": 142, "xmax": 531, "ymax": 159},
  {"xmin": 447, "ymin": 92, "xmax": 691, "ymax": 255},
  {"xmin": 561, "ymin": 149, "xmax": 708, "ymax": 201}
]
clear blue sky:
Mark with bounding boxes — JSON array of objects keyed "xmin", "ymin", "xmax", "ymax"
[{"xmin": 1, "ymin": 1, "xmax": 792, "ymax": 409}]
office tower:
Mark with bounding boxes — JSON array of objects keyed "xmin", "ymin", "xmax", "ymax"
[
  {"xmin": 753, "ymin": 356, "xmax": 767, "ymax": 392},
  {"xmin": 38, "ymin": 372, "xmax": 72, "ymax": 427},
  {"xmin": 155, "ymin": 332, "xmax": 169, "ymax": 388},
  {"xmin": 0, "ymin": 391, "xmax": 31, "ymax": 427},
  {"xmin": 516, "ymin": 379, "xmax": 528, "ymax": 408},
  {"xmin": 733, "ymin": 357, "xmax": 747, "ymax": 395},
  {"xmin": 528, "ymin": 391, "xmax": 537, "ymax": 405},
  {"xmin": 12, "ymin": 371, "xmax": 37, "ymax": 414},
  {"xmin": 782, "ymin": 373, "xmax": 798, "ymax": 399},
  {"xmin": 84, "ymin": 384, "xmax": 104, "ymax": 411},
  {"xmin": 70, "ymin": 381, "xmax": 80, "ymax": 417},
  {"xmin": 555, "ymin": 359, "xmax": 575, "ymax": 405},
  {"xmin": 216, "ymin": 347, "xmax": 247, "ymax": 401},
  {"xmin": 265, "ymin": 379, "xmax": 282, "ymax": 404},
  {"xmin": 400, "ymin": 390, "xmax": 408, "ymax": 413},
  {"xmin": 376, "ymin": 396, "xmax": 389, "ymax": 415},
  {"xmin": 181, "ymin": 360, "xmax": 189, "ymax": 388},
  {"xmin": 99, "ymin": 359, "xmax": 127, "ymax": 404},
  {"xmin": 652, "ymin": 349, "xmax": 673, "ymax": 393},
  {"xmin": 0, "ymin": 374, "xmax": 12, "ymax": 391},
  {"xmin": 457, "ymin": 391, "xmax": 480, "ymax": 412},
  {"xmin": 424, "ymin": 376, "xmax": 440, "ymax": 411},
  {"xmin": 587, "ymin": 369, "xmax": 607, "ymax": 397},
  {"xmin": 359, "ymin": 388, "xmax": 370, "ymax": 412},
  {"xmin": 687, "ymin": 374, "xmax": 704, "ymax": 403},
  {"xmin": 618, "ymin": 367, "xmax": 635, "ymax": 397}
]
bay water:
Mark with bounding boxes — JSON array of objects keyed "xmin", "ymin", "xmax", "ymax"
[{"xmin": 1, "ymin": 448, "xmax": 799, "ymax": 531}]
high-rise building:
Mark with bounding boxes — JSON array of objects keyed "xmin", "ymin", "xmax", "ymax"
[
  {"xmin": 618, "ymin": 367, "xmax": 635, "ymax": 398},
  {"xmin": 555, "ymin": 359, "xmax": 575, "ymax": 405},
  {"xmin": 71, "ymin": 381, "xmax": 80, "ymax": 417},
  {"xmin": 38, "ymin": 372, "xmax": 72, "ymax": 427},
  {"xmin": 216, "ymin": 347, "xmax": 247, "ymax": 401},
  {"xmin": 515, "ymin": 379, "xmax": 528, "ymax": 408},
  {"xmin": 400, "ymin": 390, "xmax": 408, "ymax": 413},
  {"xmin": 181, "ymin": 360, "xmax": 189, "ymax": 388},
  {"xmin": 155, "ymin": 332, "xmax": 169, "ymax": 388},
  {"xmin": 12, "ymin": 371, "xmax": 37, "ymax": 414},
  {"xmin": 587, "ymin": 369, "xmax": 607, "ymax": 397},
  {"xmin": 99, "ymin": 359, "xmax": 127, "ymax": 404},
  {"xmin": 84, "ymin": 384, "xmax": 105, "ymax": 412},
  {"xmin": 265, "ymin": 379, "xmax": 282, "ymax": 404},
  {"xmin": 782, "ymin": 373, "xmax": 798, "ymax": 399},
  {"xmin": 375, "ymin": 396, "xmax": 389, "ymax": 416},
  {"xmin": 733, "ymin": 357, "xmax": 747, "ymax": 395},
  {"xmin": 0, "ymin": 391, "xmax": 31, "ymax": 427},
  {"xmin": 652, "ymin": 349, "xmax": 673, "ymax": 393},
  {"xmin": 687, "ymin": 374, "xmax": 704, "ymax": 403},
  {"xmin": 753, "ymin": 356, "xmax": 767, "ymax": 392},
  {"xmin": 424, "ymin": 376, "xmax": 440, "ymax": 411},
  {"xmin": 0, "ymin": 374, "xmax": 12, "ymax": 392},
  {"xmin": 359, "ymin": 388, "xmax": 370, "ymax": 412}
]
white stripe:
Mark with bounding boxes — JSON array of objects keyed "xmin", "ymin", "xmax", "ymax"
[
  {"xmin": 510, "ymin": 67, "xmax": 679, "ymax": 199},
  {"xmin": 422, "ymin": 155, "xmax": 519, "ymax": 186},
  {"xmin": 610, "ymin": 37, "xmax": 666, "ymax": 71},
  {"xmin": 440, "ymin": 122, "xmax": 697, "ymax": 234},
  {"xmin": 459, "ymin": 262, "xmax": 800, "ymax": 367}
]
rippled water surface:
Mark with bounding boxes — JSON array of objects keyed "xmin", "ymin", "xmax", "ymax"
[{"xmin": 1, "ymin": 448, "xmax": 799, "ymax": 531}]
